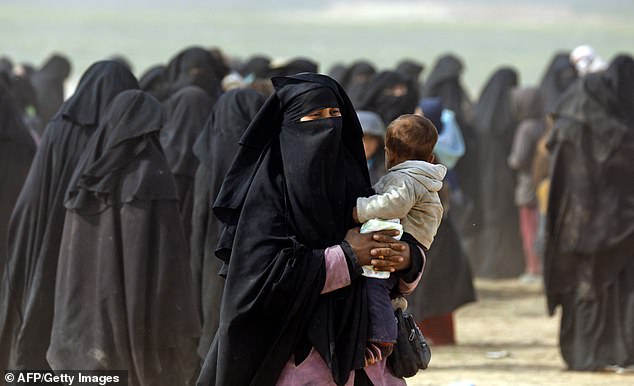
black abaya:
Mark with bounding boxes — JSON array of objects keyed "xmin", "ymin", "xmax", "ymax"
[
  {"xmin": 469, "ymin": 67, "xmax": 524, "ymax": 278},
  {"xmin": 0, "ymin": 61, "xmax": 138, "ymax": 371},
  {"xmin": 47, "ymin": 90, "xmax": 200, "ymax": 386},
  {"xmin": 160, "ymin": 86, "xmax": 215, "ymax": 243},
  {"xmin": 545, "ymin": 56, "xmax": 634, "ymax": 370},
  {"xmin": 190, "ymin": 88, "xmax": 265, "ymax": 359},
  {"xmin": 0, "ymin": 81, "xmax": 36, "ymax": 283}
]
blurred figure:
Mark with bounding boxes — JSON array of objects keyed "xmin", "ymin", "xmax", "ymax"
[
  {"xmin": 164, "ymin": 46, "xmax": 223, "ymax": 101},
  {"xmin": 356, "ymin": 70, "xmax": 418, "ymax": 125},
  {"xmin": 0, "ymin": 80, "xmax": 36, "ymax": 281},
  {"xmin": 341, "ymin": 59, "xmax": 376, "ymax": 106},
  {"xmin": 48, "ymin": 90, "xmax": 199, "ymax": 386},
  {"xmin": 544, "ymin": 55, "xmax": 634, "ymax": 372},
  {"xmin": 470, "ymin": 67, "xmax": 524, "ymax": 278},
  {"xmin": 539, "ymin": 52, "xmax": 578, "ymax": 113},
  {"xmin": 139, "ymin": 64, "xmax": 167, "ymax": 99},
  {"xmin": 190, "ymin": 88, "xmax": 265, "ymax": 360},
  {"xmin": 0, "ymin": 61, "xmax": 138, "ymax": 371},
  {"xmin": 357, "ymin": 110, "xmax": 387, "ymax": 184},
  {"xmin": 30, "ymin": 54, "xmax": 71, "ymax": 126},
  {"xmin": 160, "ymin": 86, "xmax": 215, "ymax": 243},
  {"xmin": 508, "ymin": 87, "xmax": 546, "ymax": 283}
]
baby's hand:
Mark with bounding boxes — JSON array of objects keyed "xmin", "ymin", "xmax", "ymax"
[{"xmin": 352, "ymin": 207, "xmax": 360, "ymax": 223}]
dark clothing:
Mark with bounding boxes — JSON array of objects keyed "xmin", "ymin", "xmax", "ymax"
[
  {"xmin": 48, "ymin": 90, "xmax": 199, "ymax": 386},
  {"xmin": 408, "ymin": 219, "xmax": 476, "ymax": 320},
  {"xmin": 0, "ymin": 61, "xmax": 138, "ymax": 370},
  {"xmin": 0, "ymin": 82, "xmax": 36, "ymax": 282},
  {"xmin": 197, "ymin": 73, "xmax": 374, "ymax": 386},
  {"xmin": 30, "ymin": 54, "xmax": 71, "ymax": 125},
  {"xmin": 545, "ymin": 55, "xmax": 634, "ymax": 370},
  {"xmin": 190, "ymin": 88, "xmax": 265, "ymax": 358},
  {"xmin": 538, "ymin": 52, "xmax": 578, "ymax": 114},
  {"xmin": 470, "ymin": 67, "xmax": 524, "ymax": 278},
  {"xmin": 164, "ymin": 46, "xmax": 223, "ymax": 101},
  {"xmin": 355, "ymin": 71, "xmax": 418, "ymax": 125},
  {"xmin": 160, "ymin": 86, "xmax": 215, "ymax": 243}
]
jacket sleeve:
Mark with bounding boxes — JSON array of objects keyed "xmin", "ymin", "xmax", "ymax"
[{"xmin": 356, "ymin": 176, "xmax": 415, "ymax": 222}]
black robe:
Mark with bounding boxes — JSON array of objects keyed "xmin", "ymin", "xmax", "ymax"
[
  {"xmin": 0, "ymin": 61, "xmax": 138, "ymax": 370},
  {"xmin": 190, "ymin": 88, "xmax": 265, "ymax": 359},
  {"xmin": 469, "ymin": 67, "xmax": 524, "ymax": 278},
  {"xmin": 47, "ymin": 90, "xmax": 200, "ymax": 386},
  {"xmin": 197, "ymin": 73, "xmax": 374, "ymax": 386},
  {"xmin": 544, "ymin": 56, "xmax": 634, "ymax": 370},
  {"xmin": 421, "ymin": 54, "xmax": 481, "ymax": 238},
  {"xmin": 160, "ymin": 86, "xmax": 214, "ymax": 244},
  {"xmin": 0, "ymin": 81, "xmax": 36, "ymax": 283}
]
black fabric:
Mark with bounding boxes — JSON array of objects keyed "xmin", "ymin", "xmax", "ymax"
[
  {"xmin": 30, "ymin": 54, "xmax": 71, "ymax": 124},
  {"xmin": 469, "ymin": 67, "xmax": 524, "ymax": 278},
  {"xmin": 341, "ymin": 60, "xmax": 376, "ymax": 107},
  {"xmin": 407, "ymin": 220, "xmax": 476, "ymax": 319},
  {"xmin": 48, "ymin": 90, "xmax": 200, "ymax": 386},
  {"xmin": 0, "ymin": 81, "xmax": 36, "ymax": 284},
  {"xmin": 190, "ymin": 88, "xmax": 265, "ymax": 359},
  {"xmin": 356, "ymin": 70, "xmax": 418, "ymax": 125},
  {"xmin": 237, "ymin": 55, "xmax": 271, "ymax": 79},
  {"xmin": 164, "ymin": 46, "xmax": 223, "ymax": 101},
  {"xmin": 0, "ymin": 60, "xmax": 138, "ymax": 371},
  {"xmin": 197, "ymin": 73, "xmax": 374, "ymax": 386},
  {"xmin": 139, "ymin": 64, "xmax": 167, "ymax": 100},
  {"xmin": 160, "ymin": 86, "xmax": 215, "ymax": 243},
  {"xmin": 421, "ymin": 54, "xmax": 480, "ymax": 238},
  {"xmin": 538, "ymin": 52, "xmax": 578, "ymax": 114},
  {"xmin": 269, "ymin": 57, "xmax": 319, "ymax": 77},
  {"xmin": 544, "ymin": 55, "xmax": 634, "ymax": 315}
]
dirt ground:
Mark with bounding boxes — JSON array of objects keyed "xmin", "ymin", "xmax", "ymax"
[{"xmin": 407, "ymin": 279, "xmax": 634, "ymax": 386}]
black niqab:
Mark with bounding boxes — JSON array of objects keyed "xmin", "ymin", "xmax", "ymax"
[
  {"xmin": 198, "ymin": 73, "xmax": 372, "ymax": 386},
  {"xmin": 356, "ymin": 70, "xmax": 418, "ymax": 124},
  {"xmin": 538, "ymin": 52, "xmax": 578, "ymax": 113}
]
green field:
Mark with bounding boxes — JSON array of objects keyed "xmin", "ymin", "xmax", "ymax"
[{"xmin": 2, "ymin": 0, "xmax": 633, "ymax": 96}]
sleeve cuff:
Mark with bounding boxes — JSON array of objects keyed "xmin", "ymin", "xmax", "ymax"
[{"xmin": 340, "ymin": 240, "xmax": 364, "ymax": 279}]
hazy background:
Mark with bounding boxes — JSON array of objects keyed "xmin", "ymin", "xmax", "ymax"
[{"xmin": 2, "ymin": 0, "xmax": 633, "ymax": 95}]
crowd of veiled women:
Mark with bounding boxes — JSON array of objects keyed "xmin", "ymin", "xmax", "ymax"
[{"xmin": 0, "ymin": 44, "xmax": 632, "ymax": 385}]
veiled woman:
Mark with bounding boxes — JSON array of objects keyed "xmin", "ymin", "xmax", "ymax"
[
  {"xmin": 190, "ymin": 88, "xmax": 266, "ymax": 358},
  {"xmin": 160, "ymin": 86, "xmax": 215, "ymax": 242},
  {"xmin": 0, "ymin": 61, "xmax": 138, "ymax": 370},
  {"xmin": 47, "ymin": 90, "xmax": 200, "ymax": 386},
  {"xmin": 470, "ymin": 67, "xmax": 524, "ymax": 278},
  {"xmin": 197, "ymin": 73, "xmax": 425, "ymax": 386},
  {"xmin": 0, "ymin": 80, "xmax": 36, "ymax": 282},
  {"xmin": 545, "ymin": 55, "xmax": 634, "ymax": 371}
]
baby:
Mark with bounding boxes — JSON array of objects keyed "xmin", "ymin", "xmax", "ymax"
[{"xmin": 353, "ymin": 114, "xmax": 447, "ymax": 363}]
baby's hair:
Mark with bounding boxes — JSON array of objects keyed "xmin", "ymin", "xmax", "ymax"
[{"xmin": 385, "ymin": 114, "xmax": 438, "ymax": 161}]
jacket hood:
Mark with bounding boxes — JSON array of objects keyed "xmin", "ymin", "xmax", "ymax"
[{"xmin": 389, "ymin": 160, "xmax": 447, "ymax": 192}]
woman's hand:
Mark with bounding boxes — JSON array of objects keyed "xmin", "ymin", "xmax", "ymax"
[{"xmin": 343, "ymin": 228, "xmax": 411, "ymax": 272}]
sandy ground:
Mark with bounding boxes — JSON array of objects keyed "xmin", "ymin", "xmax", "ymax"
[{"xmin": 406, "ymin": 279, "xmax": 634, "ymax": 386}]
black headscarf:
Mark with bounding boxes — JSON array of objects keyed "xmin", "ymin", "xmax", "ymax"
[
  {"xmin": 538, "ymin": 52, "xmax": 578, "ymax": 113},
  {"xmin": 190, "ymin": 88, "xmax": 266, "ymax": 358},
  {"xmin": 139, "ymin": 64, "xmax": 167, "ymax": 99},
  {"xmin": 342, "ymin": 60, "xmax": 377, "ymax": 107},
  {"xmin": 421, "ymin": 54, "xmax": 472, "ymax": 119},
  {"xmin": 269, "ymin": 57, "xmax": 319, "ymax": 77},
  {"xmin": 356, "ymin": 70, "xmax": 418, "ymax": 124},
  {"xmin": 0, "ymin": 60, "xmax": 138, "ymax": 370},
  {"xmin": 237, "ymin": 55, "xmax": 271, "ymax": 79},
  {"xmin": 164, "ymin": 46, "xmax": 223, "ymax": 101},
  {"xmin": 395, "ymin": 58, "xmax": 424, "ymax": 85},
  {"xmin": 198, "ymin": 73, "xmax": 372, "ymax": 386},
  {"xmin": 30, "ymin": 54, "xmax": 72, "ymax": 124}
]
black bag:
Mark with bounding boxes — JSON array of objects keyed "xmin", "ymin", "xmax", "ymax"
[{"xmin": 387, "ymin": 308, "xmax": 432, "ymax": 378}]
